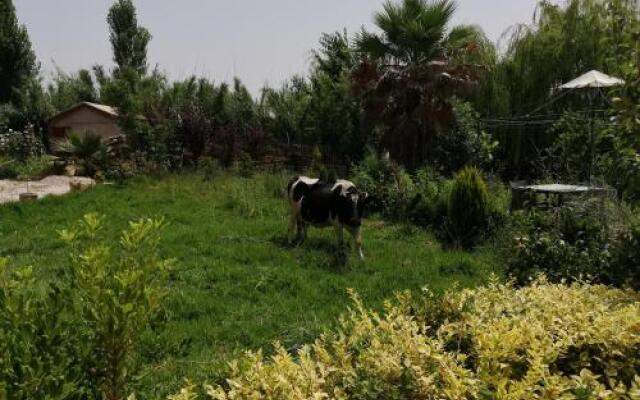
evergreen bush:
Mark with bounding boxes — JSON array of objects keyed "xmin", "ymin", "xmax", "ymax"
[{"xmin": 447, "ymin": 166, "xmax": 490, "ymax": 247}]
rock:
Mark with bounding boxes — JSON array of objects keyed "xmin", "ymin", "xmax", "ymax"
[
  {"xmin": 19, "ymin": 192, "xmax": 38, "ymax": 201},
  {"xmin": 69, "ymin": 178, "xmax": 95, "ymax": 192},
  {"xmin": 64, "ymin": 164, "xmax": 77, "ymax": 176}
]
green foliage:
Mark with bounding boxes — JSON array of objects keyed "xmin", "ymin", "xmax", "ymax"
[
  {"xmin": 0, "ymin": 214, "xmax": 171, "ymax": 399},
  {"xmin": 600, "ymin": 12, "xmax": 640, "ymax": 202},
  {"xmin": 355, "ymin": 0, "xmax": 482, "ymax": 66},
  {"xmin": 199, "ymin": 157, "xmax": 222, "ymax": 182},
  {"xmin": 107, "ymin": 0, "xmax": 152, "ymax": 76},
  {"xmin": 409, "ymin": 167, "xmax": 450, "ymax": 229},
  {"xmin": 1, "ymin": 78, "xmax": 53, "ymax": 134},
  {"xmin": 307, "ymin": 145, "xmax": 329, "ymax": 181},
  {"xmin": 544, "ymin": 111, "xmax": 599, "ymax": 182},
  {"xmin": 308, "ymin": 31, "xmax": 363, "ymax": 162},
  {"xmin": 55, "ymin": 131, "xmax": 107, "ymax": 177},
  {"xmin": 63, "ymin": 214, "xmax": 172, "ymax": 399},
  {"xmin": 611, "ymin": 215, "xmax": 640, "ymax": 290},
  {"xmin": 0, "ymin": 0, "xmax": 37, "ymax": 105},
  {"xmin": 351, "ymin": 150, "xmax": 417, "ymax": 221},
  {"xmin": 261, "ymin": 77, "xmax": 312, "ymax": 146},
  {"xmin": 14, "ymin": 156, "xmax": 50, "ymax": 181},
  {"xmin": 0, "ymin": 260, "xmax": 81, "ymax": 399},
  {"xmin": 102, "ymin": 67, "xmax": 171, "ymax": 165},
  {"xmin": 47, "ymin": 68, "xmax": 99, "ymax": 112},
  {"xmin": 432, "ymin": 99, "xmax": 497, "ymax": 174},
  {"xmin": 447, "ymin": 166, "xmax": 490, "ymax": 248},
  {"xmin": 233, "ymin": 151, "xmax": 254, "ymax": 178},
  {"xmin": 0, "ymin": 154, "xmax": 16, "ymax": 179},
  {"xmin": 352, "ymin": 155, "xmax": 507, "ymax": 245},
  {"xmin": 503, "ymin": 201, "xmax": 640, "ymax": 289}
]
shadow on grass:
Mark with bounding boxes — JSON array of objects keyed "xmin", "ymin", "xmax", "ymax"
[
  {"xmin": 270, "ymin": 234, "xmax": 350, "ymax": 271},
  {"xmin": 438, "ymin": 260, "xmax": 477, "ymax": 277}
]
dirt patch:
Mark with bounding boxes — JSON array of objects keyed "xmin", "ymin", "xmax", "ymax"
[{"xmin": 0, "ymin": 176, "xmax": 95, "ymax": 205}]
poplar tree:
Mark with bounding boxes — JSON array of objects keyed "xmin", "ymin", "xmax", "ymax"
[
  {"xmin": 107, "ymin": 0, "xmax": 151, "ymax": 76},
  {"xmin": 0, "ymin": 0, "xmax": 37, "ymax": 104}
]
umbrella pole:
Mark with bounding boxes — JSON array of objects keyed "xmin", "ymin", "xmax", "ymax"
[{"xmin": 587, "ymin": 90, "xmax": 594, "ymax": 186}]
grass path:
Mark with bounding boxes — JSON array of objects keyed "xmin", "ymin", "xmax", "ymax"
[{"xmin": 0, "ymin": 172, "xmax": 503, "ymax": 397}]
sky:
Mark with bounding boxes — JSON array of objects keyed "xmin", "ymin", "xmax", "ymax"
[{"xmin": 14, "ymin": 0, "xmax": 543, "ymax": 95}]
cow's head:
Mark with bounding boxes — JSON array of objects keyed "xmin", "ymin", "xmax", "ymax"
[{"xmin": 333, "ymin": 183, "xmax": 369, "ymax": 227}]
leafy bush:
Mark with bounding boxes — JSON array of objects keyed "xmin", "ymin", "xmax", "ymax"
[
  {"xmin": 178, "ymin": 279, "xmax": 640, "ymax": 399},
  {"xmin": 503, "ymin": 201, "xmax": 640, "ymax": 289},
  {"xmin": 611, "ymin": 216, "xmax": 640, "ymax": 290},
  {"xmin": 233, "ymin": 151, "xmax": 255, "ymax": 178},
  {"xmin": 408, "ymin": 167, "xmax": 450, "ymax": 229},
  {"xmin": 432, "ymin": 99, "xmax": 498, "ymax": 175},
  {"xmin": 351, "ymin": 151, "xmax": 417, "ymax": 221},
  {"xmin": 446, "ymin": 166, "xmax": 490, "ymax": 248},
  {"xmin": 0, "ymin": 155, "xmax": 18, "ymax": 179},
  {"xmin": 0, "ymin": 214, "xmax": 171, "ymax": 399},
  {"xmin": 0, "ymin": 261, "xmax": 82, "ymax": 399},
  {"xmin": 199, "ymin": 157, "xmax": 223, "ymax": 182}
]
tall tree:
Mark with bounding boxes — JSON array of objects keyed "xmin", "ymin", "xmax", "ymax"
[
  {"xmin": 107, "ymin": 0, "xmax": 151, "ymax": 76},
  {"xmin": 353, "ymin": 0, "xmax": 487, "ymax": 169},
  {"xmin": 0, "ymin": 0, "xmax": 38, "ymax": 104}
]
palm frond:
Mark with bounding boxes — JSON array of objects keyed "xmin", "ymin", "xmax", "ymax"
[{"xmin": 355, "ymin": 29, "xmax": 392, "ymax": 61}]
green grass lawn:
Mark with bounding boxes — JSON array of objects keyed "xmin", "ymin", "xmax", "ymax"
[{"xmin": 0, "ymin": 171, "xmax": 503, "ymax": 397}]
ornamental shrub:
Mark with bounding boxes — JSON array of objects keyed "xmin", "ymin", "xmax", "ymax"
[
  {"xmin": 0, "ymin": 214, "xmax": 172, "ymax": 400},
  {"xmin": 178, "ymin": 278, "xmax": 640, "ymax": 399},
  {"xmin": 447, "ymin": 166, "xmax": 490, "ymax": 248}
]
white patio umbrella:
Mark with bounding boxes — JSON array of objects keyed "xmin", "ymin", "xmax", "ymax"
[
  {"xmin": 558, "ymin": 70, "xmax": 625, "ymax": 184},
  {"xmin": 559, "ymin": 69, "xmax": 625, "ymax": 89}
]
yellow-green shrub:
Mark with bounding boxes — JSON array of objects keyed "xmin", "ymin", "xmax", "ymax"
[{"xmin": 179, "ymin": 279, "xmax": 640, "ymax": 400}]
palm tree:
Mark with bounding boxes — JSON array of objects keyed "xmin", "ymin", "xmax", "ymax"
[
  {"xmin": 353, "ymin": 0, "xmax": 489, "ymax": 169},
  {"xmin": 55, "ymin": 131, "xmax": 107, "ymax": 176}
]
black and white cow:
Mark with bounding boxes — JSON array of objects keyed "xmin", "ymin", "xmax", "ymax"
[{"xmin": 287, "ymin": 176, "xmax": 368, "ymax": 259}]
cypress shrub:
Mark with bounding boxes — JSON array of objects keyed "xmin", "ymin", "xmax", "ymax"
[{"xmin": 447, "ymin": 166, "xmax": 489, "ymax": 248}]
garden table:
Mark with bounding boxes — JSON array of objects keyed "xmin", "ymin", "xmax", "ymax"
[{"xmin": 510, "ymin": 183, "xmax": 613, "ymax": 210}]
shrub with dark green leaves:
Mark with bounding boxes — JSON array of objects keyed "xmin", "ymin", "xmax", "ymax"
[
  {"xmin": 610, "ymin": 216, "xmax": 640, "ymax": 290},
  {"xmin": 408, "ymin": 167, "xmax": 449, "ymax": 229},
  {"xmin": 446, "ymin": 166, "xmax": 490, "ymax": 248},
  {"xmin": 503, "ymin": 202, "xmax": 640, "ymax": 289},
  {"xmin": 351, "ymin": 151, "xmax": 417, "ymax": 221}
]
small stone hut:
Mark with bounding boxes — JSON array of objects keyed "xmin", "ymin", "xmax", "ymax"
[{"xmin": 48, "ymin": 102, "xmax": 122, "ymax": 140}]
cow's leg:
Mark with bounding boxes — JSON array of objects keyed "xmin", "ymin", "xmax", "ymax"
[
  {"xmin": 347, "ymin": 226, "xmax": 364, "ymax": 260},
  {"xmin": 297, "ymin": 219, "xmax": 306, "ymax": 243},
  {"xmin": 289, "ymin": 201, "xmax": 302, "ymax": 244},
  {"xmin": 288, "ymin": 207, "xmax": 298, "ymax": 244},
  {"xmin": 334, "ymin": 223, "xmax": 344, "ymax": 249},
  {"xmin": 296, "ymin": 214, "xmax": 307, "ymax": 243}
]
